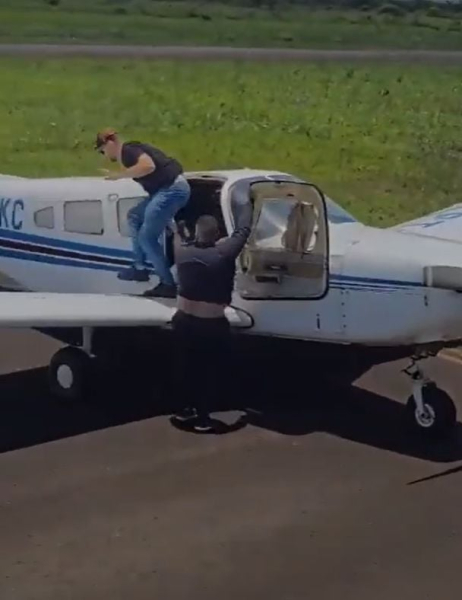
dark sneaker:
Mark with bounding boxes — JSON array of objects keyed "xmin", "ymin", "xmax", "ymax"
[
  {"xmin": 142, "ymin": 283, "xmax": 177, "ymax": 299},
  {"xmin": 172, "ymin": 407, "xmax": 198, "ymax": 423},
  {"xmin": 170, "ymin": 411, "xmax": 216, "ymax": 433},
  {"xmin": 193, "ymin": 418, "xmax": 216, "ymax": 433},
  {"xmin": 117, "ymin": 266, "xmax": 150, "ymax": 282}
]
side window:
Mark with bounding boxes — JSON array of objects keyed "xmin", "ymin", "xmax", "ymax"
[
  {"xmin": 117, "ymin": 197, "xmax": 143, "ymax": 237},
  {"xmin": 63, "ymin": 200, "xmax": 103, "ymax": 235},
  {"xmin": 34, "ymin": 207, "xmax": 54, "ymax": 229}
]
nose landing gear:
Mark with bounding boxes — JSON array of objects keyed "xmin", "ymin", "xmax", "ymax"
[{"xmin": 403, "ymin": 358, "xmax": 457, "ymax": 439}]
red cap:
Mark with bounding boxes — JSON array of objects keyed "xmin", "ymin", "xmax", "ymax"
[{"xmin": 94, "ymin": 128, "xmax": 117, "ymax": 149}]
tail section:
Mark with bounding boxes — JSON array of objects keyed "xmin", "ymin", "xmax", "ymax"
[{"xmin": 392, "ymin": 203, "xmax": 462, "ymax": 244}]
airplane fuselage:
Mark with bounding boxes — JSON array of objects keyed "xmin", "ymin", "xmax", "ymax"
[{"xmin": 1, "ymin": 169, "xmax": 462, "ymax": 355}]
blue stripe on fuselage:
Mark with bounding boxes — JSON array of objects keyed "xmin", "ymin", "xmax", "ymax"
[
  {"xmin": 333, "ymin": 274, "xmax": 421, "ymax": 288},
  {"xmin": 0, "ymin": 246, "xmax": 123, "ymax": 271},
  {"xmin": 0, "ymin": 228, "xmax": 133, "ymax": 259},
  {"xmin": 0, "ymin": 230, "xmax": 423, "ymax": 290}
]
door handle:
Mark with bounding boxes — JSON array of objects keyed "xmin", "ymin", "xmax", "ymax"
[
  {"xmin": 255, "ymin": 275, "xmax": 280, "ymax": 283},
  {"xmin": 264, "ymin": 264, "xmax": 288, "ymax": 272}
]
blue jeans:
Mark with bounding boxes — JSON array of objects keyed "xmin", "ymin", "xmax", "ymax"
[{"xmin": 127, "ymin": 175, "xmax": 190, "ymax": 285}]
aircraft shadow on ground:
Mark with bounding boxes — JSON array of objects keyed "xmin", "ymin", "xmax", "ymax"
[{"xmin": 1, "ymin": 360, "xmax": 462, "ymax": 464}]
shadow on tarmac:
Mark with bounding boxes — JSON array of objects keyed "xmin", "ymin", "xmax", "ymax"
[{"xmin": 1, "ymin": 358, "xmax": 461, "ymax": 465}]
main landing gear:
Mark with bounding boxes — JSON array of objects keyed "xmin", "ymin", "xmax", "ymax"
[
  {"xmin": 403, "ymin": 356, "xmax": 457, "ymax": 440},
  {"xmin": 46, "ymin": 331, "xmax": 459, "ymax": 441},
  {"xmin": 48, "ymin": 327, "xmax": 97, "ymax": 401}
]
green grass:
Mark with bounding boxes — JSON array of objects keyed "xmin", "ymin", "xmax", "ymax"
[
  {"xmin": 1, "ymin": 58, "xmax": 462, "ymax": 226},
  {"xmin": 0, "ymin": 0, "xmax": 462, "ymax": 49}
]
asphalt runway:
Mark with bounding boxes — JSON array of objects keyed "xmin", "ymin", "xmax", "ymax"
[
  {"xmin": 0, "ymin": 328, "xmax": 462, "ymax": 599},
  {"xmin": 1, "ymin": 44, "xmax": 462, "ymax": 63}
]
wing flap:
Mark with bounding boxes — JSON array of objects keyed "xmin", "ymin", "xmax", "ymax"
[
  {"xmin": 392, "ymin": 203, "xmax": 462, "ymax": 244},
  {"xmin": 0, "ymin": 293, "xmax": 252, "ymax": 329}
]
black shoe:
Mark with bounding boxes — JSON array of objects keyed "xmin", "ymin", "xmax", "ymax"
[
  {"xmin": 192, "ymin": 418, "xmax": 216, "ymax": 433},
  {"xmin": 117, "ymin": 266, "xmax": 150, "ymax": 282},
  {"xmin": 142, "ymin": 283, "xmax": 177, "ymax": 299},
  {"xmin": 171, "ymin": 407, "xmax": 198, "ymax": 423},
  {"xmin": 170, "ymin": 411, "xmax": 216, "ymax": 433}
]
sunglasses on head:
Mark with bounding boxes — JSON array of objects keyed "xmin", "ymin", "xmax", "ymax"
[{"xmin": 95, "ymin": 133, "xmax": 115, "ymax": 153}]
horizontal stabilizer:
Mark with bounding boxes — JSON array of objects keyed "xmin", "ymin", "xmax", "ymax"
[
  {"xmin": 0, "ymin": 292, "xmax": 253, "ymax": 329},
  {"xmin": 392, "ymin": 204, "xmax": 462, "ymax": 244}
]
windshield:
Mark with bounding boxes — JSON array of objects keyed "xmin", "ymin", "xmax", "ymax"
[{"xmin": 324, "ymin": 197, "xmax": 357, "ymax": 224}]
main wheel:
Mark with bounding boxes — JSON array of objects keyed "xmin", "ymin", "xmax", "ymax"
[
  {"xmin": 405, "ymin": 383, "xmax": 457, "ymax": 440},
  {"xmin": 48, "ymin": 346, "xmax": 95, "ymax": 401}
]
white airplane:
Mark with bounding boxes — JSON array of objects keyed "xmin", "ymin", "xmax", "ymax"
[{"xmin": 0, "ymin": 167, "xmax": 461, "ymax": 440}]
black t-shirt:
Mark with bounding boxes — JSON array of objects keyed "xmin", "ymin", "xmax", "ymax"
[{"xmin": 121, "ymin": 141, "xmax": 183, "ymax": 195}]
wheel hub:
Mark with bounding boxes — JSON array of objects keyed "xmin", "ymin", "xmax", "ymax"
[
  {"xmin": 57, "ymin": 364, "xmax": 74, "ymax": 390},
  {"xmin": 415, "ymin": 403, "xmax": 436, "ymax": 428}
]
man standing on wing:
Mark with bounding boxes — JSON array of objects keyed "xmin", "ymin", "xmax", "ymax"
[
  {"xmin": 95, "ymin": 128, "xmax": 190, "ymax": 298},
  {"xmin": 169, "ymin": 198, "xmax": 252, "ymax": 433}
]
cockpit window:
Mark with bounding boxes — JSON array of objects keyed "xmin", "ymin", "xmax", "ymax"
[
  {"xmin": 34, "ymin": 207, "xmax": 54, "ymax": 229},
  {"xmin": 324, "ymin": 197, "xmax": 357, "ymax": 224}
]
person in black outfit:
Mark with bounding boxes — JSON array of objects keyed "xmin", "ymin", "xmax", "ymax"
[
  {"xmin": 95, "ymin": 128, "xmax": 190, "ymax": 298},
  {"xmin": 170, "ymin": 199, "xmax": 252, "ymax": 433}
]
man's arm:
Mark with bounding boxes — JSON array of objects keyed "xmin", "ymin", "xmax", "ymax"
[
  {"xmin": 216, "ymin": 225, "xmax": 251, "ymax": 259},
  {"xmin": 122, "ymin": 153, "xmax": 156, "ymax": 178},
  {"xmin": 106, "ymin": 148, "xmax": 156, "ymax": 180},
  {"xmin": 172, "ymin": 220, "xmax": 190, "ymax": 256},
  {"xmin": 216, "ymin": 201, "xmax": 253, "ymax": 259}
]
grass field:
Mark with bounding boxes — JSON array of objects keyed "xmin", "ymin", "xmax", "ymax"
[
  {"xmin": 1, "ymin": 0, "xmax": 462, "ymax": 49},
  {"xmin": 1, "ymin": 58, "xmax": 461, "ymax": 226}
]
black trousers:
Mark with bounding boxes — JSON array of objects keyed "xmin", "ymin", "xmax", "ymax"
[{"xmin": 171, "ymin": 310, "xmax": 231, "ymax": 419}]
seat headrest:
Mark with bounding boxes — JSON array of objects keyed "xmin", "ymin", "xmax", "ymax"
[{"xmin": 282, "ymin": 202, "xmax": 316, "ymax": 253}]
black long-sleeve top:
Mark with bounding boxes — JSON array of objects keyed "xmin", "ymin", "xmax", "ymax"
[{"xmin": 174, "ymin": 220, "xmax": 251, "ymax": 305}]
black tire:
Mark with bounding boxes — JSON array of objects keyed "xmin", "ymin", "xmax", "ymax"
[
  {"xmin": 48, "ymin": 346, "xmax": 95, "ymax": 401},
  {"xmin": 405, "ymin": 383, "xmax": 457, "ymax": 440}
]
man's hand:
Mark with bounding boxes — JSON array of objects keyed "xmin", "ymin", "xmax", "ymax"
[
  {"xmin": 99, "ymin": 169, "xmax": 122, "ymax": 180},
  {"xmin": 105, "ymin": 172, "xmax": 123, "ymax": 181},
  {"xmin": 176, "ymin": 220, "xmax": 189, "ymax": 241}
]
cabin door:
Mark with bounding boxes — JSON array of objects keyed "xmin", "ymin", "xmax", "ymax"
[{"xmin": 234, "ymin": 179, "xmax": 329, "ymax": 300}]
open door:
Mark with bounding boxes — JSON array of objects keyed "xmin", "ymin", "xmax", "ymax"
[{"xmin": 233, "ymin": 178, "xmax": 329, "ymax": 300}]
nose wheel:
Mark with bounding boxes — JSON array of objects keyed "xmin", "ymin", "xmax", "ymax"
[{"xmin": 403, "ymin": 360, "xmax": 457, "ymax": 439}]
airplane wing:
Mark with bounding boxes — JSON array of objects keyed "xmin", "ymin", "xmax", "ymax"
[
  {"xmin": 0, "ymin": 292, "xmax": 253, "ymax": 329},
  {"xmin": 392, "ymin": 203, "xmax": 462, "ymax": 244}
]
